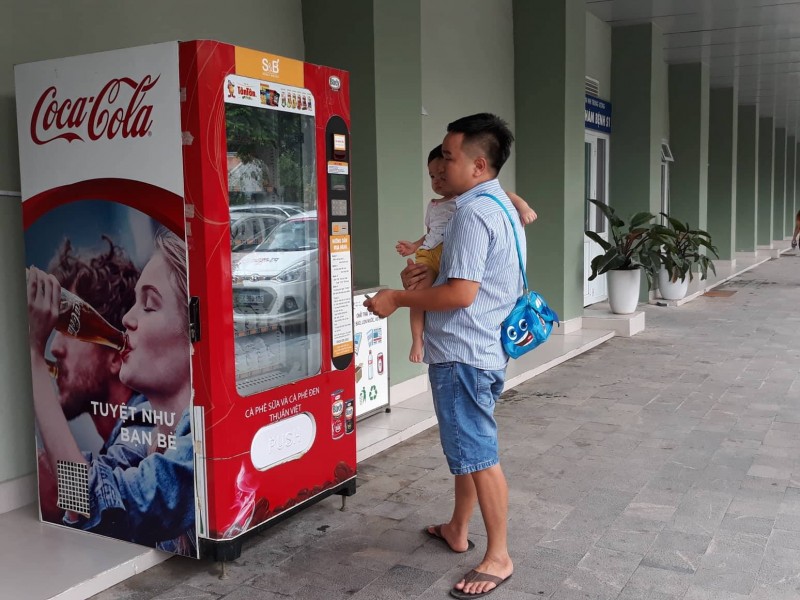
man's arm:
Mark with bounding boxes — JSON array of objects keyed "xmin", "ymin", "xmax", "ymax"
[{"xmin": 364, "ymin": 278, "xmax": 479, "ymax": 318}]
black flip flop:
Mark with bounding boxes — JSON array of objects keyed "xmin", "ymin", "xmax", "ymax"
[
  {"xmin": 450, "ymin": 570, "xmax": 512, "ymax": 599},
  {"xmin": 424, "ymin": 524, "xmax": 475, "ymax": 553}
]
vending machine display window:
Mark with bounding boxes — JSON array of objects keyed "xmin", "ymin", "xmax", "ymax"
[{"xmin": 226, "ymin": 81, "xmax": 321, "ymax": 396}]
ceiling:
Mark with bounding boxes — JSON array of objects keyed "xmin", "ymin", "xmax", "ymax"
[{"xmin": 586, "ymin": 0, "xmax": 800, "ymax": 127}]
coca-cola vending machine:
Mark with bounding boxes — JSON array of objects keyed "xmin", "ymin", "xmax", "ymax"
[{"xmin": 15, "ymin": 40, "xmax": 356, "ymax": 560}]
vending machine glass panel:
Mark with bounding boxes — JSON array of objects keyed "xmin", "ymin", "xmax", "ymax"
[{"xmin": 226, "ymin": 79, "xmax": 321, "ymax": 396}]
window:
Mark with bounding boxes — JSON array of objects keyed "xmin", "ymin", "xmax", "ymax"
[{"xmin": 224, "ymin": 77, "xmax": 320, "ymax": 396}]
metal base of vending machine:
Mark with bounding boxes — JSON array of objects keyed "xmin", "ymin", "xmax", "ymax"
[{"xmin": 200, "ymin": 477, "xmax": 357, "ymax": 562}]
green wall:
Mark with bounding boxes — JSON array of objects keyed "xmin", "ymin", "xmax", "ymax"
[
  {"xmin": 421, "ymin": 0, "xmax": 516, "ymax": 197},
  {"xmin": 304, "ymin": 0, "xmax": 423, "ymax": 385},
  {"xmin": 1, "ymin": 1, "xmax": 305, "ymax": 486},
  {"xmin": 304, "ymin": 0, "xmax": 379, "ymax": 288}
]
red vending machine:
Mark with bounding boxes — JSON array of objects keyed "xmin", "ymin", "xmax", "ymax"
[{"xmin": 15, "ymin": 41, "xmax": 357, "ymax": 560}]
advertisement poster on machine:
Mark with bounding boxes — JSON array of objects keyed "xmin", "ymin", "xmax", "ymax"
[
  {"xmin": 15, "ymin": 42, "xmax": 198, "ymax": 558},
  {"xmin": 352, "ymin": 292, "xmax": 389, "ymax": 417}
]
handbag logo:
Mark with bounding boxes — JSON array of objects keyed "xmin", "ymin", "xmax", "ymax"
[{"xmin": 505, "ymin": 317, "xmax": 535, "ymax": 349}]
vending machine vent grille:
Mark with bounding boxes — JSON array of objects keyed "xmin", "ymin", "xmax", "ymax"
[{"xmin": 56, "ymin": 460, "xmax": 90, "ymax": 516}]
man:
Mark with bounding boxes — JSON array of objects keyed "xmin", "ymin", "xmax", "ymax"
[
  {"xmin": 365, "ymin": 113, "xmax": 521, "ymax": 598},
  {"xmin": 34, "ymin": 237, "xmax": 146, "ymax": 521}
]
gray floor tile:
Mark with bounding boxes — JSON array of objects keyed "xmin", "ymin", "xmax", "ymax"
[{"xmin": 91, "ymin": 259, "xmax": 800, "ymax": 600}]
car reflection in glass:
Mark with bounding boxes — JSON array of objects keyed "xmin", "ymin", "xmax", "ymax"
[{"xmin": 232, "ymin": 211, "xmax": 319, "ymax": 333}]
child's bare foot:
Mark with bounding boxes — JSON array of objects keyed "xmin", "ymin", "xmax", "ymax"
[{"xmin": 410, "ymin": 339, "xmax": 424, "ymax": 363}]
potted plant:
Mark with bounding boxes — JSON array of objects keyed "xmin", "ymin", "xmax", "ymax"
[
  {"xmin": 649, "ymin": 214, "xmax": 718, "ymax": 301},
  {"xmin": 585, "ymin": 200, "xmax": 663, "ymax": 314}
]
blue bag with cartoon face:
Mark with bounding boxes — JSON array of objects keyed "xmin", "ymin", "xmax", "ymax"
[
  {"xmin": 501, "ymin": 290, "xmax": 560, "ymax": 359},
  {"xmin": 480, "ymin": 194, "xmax": 560, "ymax": 359}
]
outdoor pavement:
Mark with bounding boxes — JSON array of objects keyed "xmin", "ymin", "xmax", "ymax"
[{"xmin": 92, "ymin": 253, "xmax": 800, "ymax": 600}]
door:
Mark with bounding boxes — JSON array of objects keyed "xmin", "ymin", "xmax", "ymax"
[{"xmin": 584, "ymin": 132, "xmax": 610, "ymax": 306}]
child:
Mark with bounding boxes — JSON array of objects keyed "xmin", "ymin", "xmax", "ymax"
[{"xmin": 396, "ymin": 145, "xmax": 537, "ymax": 362}]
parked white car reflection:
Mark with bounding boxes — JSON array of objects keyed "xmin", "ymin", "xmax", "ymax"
[{"xmin": 232, "ymin": 211, "xmax": 319, "ymax": 330}]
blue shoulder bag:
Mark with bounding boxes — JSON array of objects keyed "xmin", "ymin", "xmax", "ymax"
[{"xmin": 480, "ymin": 194, "xmax": 560, "ymax": 359}]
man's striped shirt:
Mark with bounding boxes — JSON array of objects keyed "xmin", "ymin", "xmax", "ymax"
[{"xmin": 424, "ymin": 178, "xmax": 525, "ymax": 370}]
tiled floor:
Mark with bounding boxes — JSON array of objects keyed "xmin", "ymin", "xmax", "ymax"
[
  {"xmin": 76, "ymin": 251, "xmax": 800, "ymax": 600},
  {"xmin": 0, "ymin": 320, "xmax": 618, "ymax": 600},
  {"xmin": 0, "ymin": 245, "xmax": 788, "ymax": 600}
]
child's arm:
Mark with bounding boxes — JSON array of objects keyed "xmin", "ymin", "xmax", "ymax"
[
  {"xmin": 507, "ymin": 191, "xmax": 538, "ymax": 225},
  {"xmin": 396, "ymin": 236, "xmax": 425, "ymax": 257}
]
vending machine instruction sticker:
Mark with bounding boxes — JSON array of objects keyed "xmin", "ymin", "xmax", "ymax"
[
  {"xmin": 352, "ymin": 291, "xmax": 389, "ymax": 418},
  {"xmin": 330, "ymin": 235, "xmax": 353, "ymax": 359}
]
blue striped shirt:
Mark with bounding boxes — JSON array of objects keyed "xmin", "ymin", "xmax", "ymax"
[{"xmin": 424, "ymin": 179, "xmax": 525, "ymax": 370}]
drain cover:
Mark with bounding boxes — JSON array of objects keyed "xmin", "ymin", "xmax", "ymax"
[{"xmin": 703, "ymin": 290, "xmax": 737, "ymax": 297}]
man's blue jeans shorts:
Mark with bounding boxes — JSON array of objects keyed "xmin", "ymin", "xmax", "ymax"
[{"xmin": 428, "ymin": 361, "xmax": 506, "ymax": 476}]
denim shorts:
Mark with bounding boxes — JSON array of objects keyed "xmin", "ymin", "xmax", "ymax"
[{"xmin": 428, "ymin": 361, "xmax": 506, "ymax": 475}]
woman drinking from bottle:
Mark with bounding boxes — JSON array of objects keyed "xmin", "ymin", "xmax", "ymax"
[{"xmin": 27, "ymin": 227, "xmax": 195, "ymax": 555}]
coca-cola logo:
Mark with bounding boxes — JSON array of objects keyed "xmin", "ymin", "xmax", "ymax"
[{"xmin": 30, "ymin": 75, "xmax": 160, "ymax": 145}]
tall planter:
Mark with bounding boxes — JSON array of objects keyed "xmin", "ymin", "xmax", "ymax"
[
  {"xmin": 657, "ymin": 267, "xmax": 689, "ymax": 301},
  {"xmin": 607, "ymin": 269, "xmax": 641, "ymax": 314}
]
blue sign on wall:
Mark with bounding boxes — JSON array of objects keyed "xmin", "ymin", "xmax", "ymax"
[{"xmin": 585, "ymin": 95, "xmax": 612, "ymax": 134}]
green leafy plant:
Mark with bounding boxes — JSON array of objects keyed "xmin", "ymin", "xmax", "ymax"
[
  {"xmin": 584, "ymin": 200, "xmax": 665, "ymax": 287},
  {"xmin": 650, "ymin": 214, "xmax": 718, "ymax": 282}
]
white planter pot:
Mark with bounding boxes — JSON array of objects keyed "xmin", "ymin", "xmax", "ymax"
[
  {"xmin": 657, "ymin": 268, "xmax": 689, "ymax": 301},
  {"xmin": 607, "ymin": 269, "xmax": 641, "ymax": 314}
]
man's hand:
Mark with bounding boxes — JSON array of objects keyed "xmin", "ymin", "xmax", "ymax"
[
  {"xmin": 26, "ymin": 267, "xmax": 61, "ymax": 354},
  {"xmin": 518, "ymin": 204, "xmax": 538, "ymax": 225},
  {"xmin": 401, "ymin": 259, "xmax": 431, "ymax": 290},
  {"xmin": 364, "ymin": 289, "xmax": 399, "ymax": 318},
  {"xmin": 395, "ymin": 240, "xmax": 419, "ymax": 257}
]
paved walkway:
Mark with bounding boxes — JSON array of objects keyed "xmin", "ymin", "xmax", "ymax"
[{"xmin": 93, "ymin": 254, "xmax": 800, "ymax": 600}]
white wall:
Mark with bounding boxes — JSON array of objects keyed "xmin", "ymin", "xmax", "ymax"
[
  {"xmin": 0, "ymin": 0, "xmax": 305, "ymax": 497},
  {"xmin": 421, "ymin": 0, "xmax": 516, "ymax": 203}
]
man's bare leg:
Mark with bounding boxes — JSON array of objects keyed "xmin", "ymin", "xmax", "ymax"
[
  {"xmin": 430, "ymin": 474, "xmax": 478, "ymax": 551},
  {"xmin": 453, "ymin": 464, "xmax": 513, "ymax": 595}
]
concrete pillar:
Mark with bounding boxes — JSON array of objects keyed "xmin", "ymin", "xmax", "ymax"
[
  {"xmin": 708, "ymin": 87, "xmax": 737, "ymax": 261},
  {"xmin": 758, "ymin": 118, "xmax": 774, "ymax": 246},
  {"xmin": 303, "ymin": 0, "xmax": 424, "ymax": 383},
  {"xmin": 610, "ymin": 24, "xmax": 665, "ymax": 220},
  {"xmin": 608, "ymin": 24, "xmax": 666, "ymax": 300},
  {"xmin": 796, "ymin": 140, "xmax": 800, "ymax": 233},
  {"xmin": 773, "ymin": 127, "xmax": 787, "ymax": 241},
  {"xmin": 786, "ymin": 136, "xmax": 796, "ymax": 238},
  {"xmin": 668, "ymin": 63, "xmax": 710, "ymax": 230},
  {"xmin": 513, "ymin": 0, "xmax": 585, "ymax": 321},
  {"xmin": 736, "ymin": 105, "xmax": 759, "ymax": 252}
]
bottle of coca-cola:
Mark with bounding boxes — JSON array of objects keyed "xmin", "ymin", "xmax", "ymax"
[{"xmin": 56, "ymin": 288, "xmax": 126, "ymax": 352}]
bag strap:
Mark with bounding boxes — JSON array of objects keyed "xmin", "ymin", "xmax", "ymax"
[{"xmin": 478, "ymin": 193, "xmax": 528, "ymax": 292}]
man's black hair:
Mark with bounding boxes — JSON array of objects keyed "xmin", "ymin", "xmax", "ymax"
[
  {"xmin": 446, "ymin": 113, "xmax": 514, "ymax": 174},
  {"xmin": 427, "ymin": 144, "xmax": 443, "ymax": 164}
]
